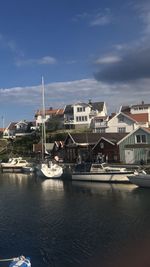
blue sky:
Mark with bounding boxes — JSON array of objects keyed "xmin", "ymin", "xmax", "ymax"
[{"xmin": 0, "ymin": 0, "xmax": 150, "ymax": 126}]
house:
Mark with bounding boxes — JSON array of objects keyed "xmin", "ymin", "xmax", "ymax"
[
  {"xmin": 3, "ymin": 120, "xmax": 36, "ymax": 139},
  {"xmin": 3, "ymin": 122, "xmax": 16, "ymax": 139},
  {"xmin": 120, "ymin": 101, "xmax": 150, "ymax": 127},
  {"xmin": 35, "ymin": 107, "xmax": 64, "ymax": 127},
  {"xmin": 64, "ymin": 100, "xmax": 107, "ymax": 130},
  {"xmin": 63, "ymin": 132, "xmax": 127, "ymax": 163},
  {"xmin": 93, "ymin": 102, "xmax": 150, "ymax": 134},
  {"xmin": 118, "ymin": 127, "xmax": 150, "ymax": 164},
  {"xmin": 106, "ymin": 112, "xmax": 138, "ymax": 133}
]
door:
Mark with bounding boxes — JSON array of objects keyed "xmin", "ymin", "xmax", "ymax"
[{"xmin": 125, "ymin": 149, "xmax": 135, "ymax": 164}]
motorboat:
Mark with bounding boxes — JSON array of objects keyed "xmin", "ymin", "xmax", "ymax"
[
  {"xmin": 1, "ymin": 157, "xmax": 30, "ymax": 171},
  {"xmin": 22, "ymin": 164, "xmax": 35, "ymax": 173},
  {"xmin": 9, "ymin": 256, "xmax": 31, "ymax": 267},
  {"xmin": 72, "ymin": 162, "xmax": 134, "ymax": 182},
  {"xmin": 127, "ymin": 170, "xmax": 150, "ymax": 187},
  {"xmin": 37, "ymin": 161, "xmax": 63, "ymax": 179}
]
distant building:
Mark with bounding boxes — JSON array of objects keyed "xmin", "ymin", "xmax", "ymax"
[
  {"xmin": 35, "ymin": 107, "xmax": 64, "ymax": 128},
  {"xmin": 64, "ymin": 100, "xmax": 107, "ymax": 130}
]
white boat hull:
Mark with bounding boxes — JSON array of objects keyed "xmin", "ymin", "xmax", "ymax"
[
  {"xmin": 37, "ymin": 163, "xmax": 63, "ymax": 179},
  {"xmin": 72, "ymin": 172, "xmax": 133, "ymax": 182},
  {"xmin": 128, "ymin": 174, "xmax": 150, "ymax": 187}
]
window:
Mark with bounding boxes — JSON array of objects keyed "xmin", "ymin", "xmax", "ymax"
[
  {"xmin": 118, "ymin": 127, "xmax": 126, "ymax": 133},
  {"xmin": 96, "ymin": 128, "xmax": 105, "ymax": 133},
  {"xmin": 135, "ymin": 134, "xmax": 147, "ymax": 143},
  {"xmin": 118, "ymin": 115, "xmax": 124, "ymax": 122},
  {"xmin": 77, "ymin": 107, "xmax": 85, "ymax": 112}
]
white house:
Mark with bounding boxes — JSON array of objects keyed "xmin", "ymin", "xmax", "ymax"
[
  {"xmin": 120, "ymin": 101, "xmax": 150, "ymax": 127},
  {"xmin": 64, "ymin": 101, "xmax": 107, "ymax": 129},
  {"xmin": 35, "ymin": 107, "xmax": 64, "ymax": 127},
  {"xmin": 106, "ymin": 112, "xmax": 138, "ymax": 133},
  {"xmin": 3, "ymin": 122, "xmax": 16, "ymax": 139},
  {"xmin": 3, "ymin": 120, "xmax": 36, "ymax": 139}
]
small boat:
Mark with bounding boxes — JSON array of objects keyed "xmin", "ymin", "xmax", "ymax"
[
  {"xmin": 37, "ymin": 161, "xmax": 63, "ymax": 179},
  {"xmin": 9, "ymin": 256, "xmax": 31, "ymax": 267},
  {"xmin": 1, "ymin": 157, "xmax": 30, "ymax": 171},
  {"xmin": 72, "ymin": 162, "xmax": 134, "ymax": 182},
  {"xmin": 127, "ymin": 170, "xmax": 150, "ymax": 187},
  {"xmin": 22, "ymin": 165, "xmax": 35, "ymax": 173}
]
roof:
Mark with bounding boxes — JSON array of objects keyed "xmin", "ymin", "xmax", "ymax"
[
  {"xmin": 126, "ymin": 113, "xmax": 149, "ymax": 123},
  {"xmin": 67, "ymin": 132, "xmax": 127, "ymax": 145},
  {"xmin": 64, "ymin": 105, "xmax": 73, "ymax": 114},
  {"xmin": 108, "ymin": 112, "xmax": 137, "ymax": 124},
  {"xmin": 6, "ymin": 122, "xmax": 17, "ymax": 131},
  {"xmin": 35, "ymin": 108, "xmax": 64, "ymax": 116},
  {"xmin": 117, "ymin": 126, "xmax": 150, "ymax": 145},
  {"xmin": 90, "ymin": 102, "xmax": 104, "ymax": 112},
  {"xmin": 131, "ymin": 103, "xmax": 150, "ymax": 108},
  {"xmin": 120, "ymin": 105, "xmax": 130, "ymax": 113}
]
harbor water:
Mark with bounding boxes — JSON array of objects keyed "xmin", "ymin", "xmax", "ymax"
[{"xmin": 0, "ymin": 172, "xmax": 150, "ymax": 267}]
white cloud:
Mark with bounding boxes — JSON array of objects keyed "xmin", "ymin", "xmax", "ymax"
[
  {"xmin": 15, "ymin": 56, "xmax": 57, "ymax": 66},
  {"xmin": 90, "ymin": 13, "xmax": 112, "ymax": 26},
  {"xmin": 0, "ymin": 78, "xmax": 149, "ymax": 120},
  {"xmin": 73, "ymin": 8, "xmax": 112, "ymax": 27},
  {"xmin": 95, "ymin": 55, "xmax": 121, "ymax": 64},
  {"xmin": 38, "ymin": 56, "xmax": 57, "ymax": 65}
]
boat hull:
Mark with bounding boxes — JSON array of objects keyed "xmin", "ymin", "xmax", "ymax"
[
  {"xmin": 72, "ymin": 171, "xmax": 133, "ymax": 182},
  {"xmin": 37, "ymin": 163, "xmax": 63, "ymax": 179},
  {"xmin": 128, "ymin": 174, "xmax": 150, "ymax": 187}
]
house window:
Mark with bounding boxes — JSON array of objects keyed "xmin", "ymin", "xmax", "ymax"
[
  {"xmin": 77, "ymin": 107, "xmax": 85, "ymax": 112},
  {"xmin": 97, "ymin": 128, "xmax": 105, "ymax": 133},
  {"xmin": 136, "ymin": 134, "xmax": 147, "ymax": 143},
  {"xmin": 118, "ymin": 116, "xmax": 124, "ymax": 122},
  {"xmin": 118, "ymin": 127, "xmax": 126, "ymax": 133}
]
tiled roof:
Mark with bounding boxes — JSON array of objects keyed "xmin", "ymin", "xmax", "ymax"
[
  {"xmin": 126, "ymin": 113, "xmax": 149, "ymax": 123},
  {"xmin": 35, "ymin": 108, "xmax": 64, "ymax": 116}
]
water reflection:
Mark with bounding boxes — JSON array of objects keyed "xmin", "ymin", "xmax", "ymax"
[
  {"xmin": 71, "ymin": 181, "xmax": 137, "ymax": 195},
  {"xmin": 0, "ymin": 172, "xmax": 32, "ymax": 187},
  {"xmin": 0, "ymin": 173, "xmax": 150, "ymax": 267},
  {"xmin": 41, "ymin": 179, "xmax": 64, "ymax": 192}
]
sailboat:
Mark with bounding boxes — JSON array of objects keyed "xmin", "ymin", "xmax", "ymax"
[{"xmin": 37, "ymin": 77, "xmax": 63, "ymax": 179}]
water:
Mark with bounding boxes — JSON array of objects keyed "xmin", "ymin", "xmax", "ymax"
[{"xmin": 0, "ymin": 173, "xmax": 150, "ymax": 267}]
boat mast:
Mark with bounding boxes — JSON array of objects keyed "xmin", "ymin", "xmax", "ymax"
[{"xmin": 41, "ymin": 76, "xmax": 46, "ymax": 161}]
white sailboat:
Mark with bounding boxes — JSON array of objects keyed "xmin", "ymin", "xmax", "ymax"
[{"xmin": 37, "ymin": 77, "xmax": 63, "ymax": 179}]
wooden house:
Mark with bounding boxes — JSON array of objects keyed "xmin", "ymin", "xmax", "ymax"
[
  {"xmin": 63, "ymin": 132, "xmax": 127, "ymax": 163},
  {"xmin": 118, "ymin": 127, "xmax": 150, "ymax": 164}
]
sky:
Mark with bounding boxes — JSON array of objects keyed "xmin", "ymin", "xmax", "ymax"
[{"xmin": 0, "ymin": 0, "xmax": 150, "ymax": 126}]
